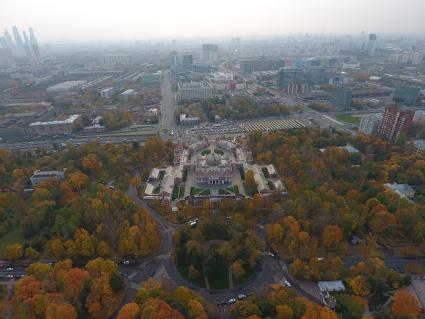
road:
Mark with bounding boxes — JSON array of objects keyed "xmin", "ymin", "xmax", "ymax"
[
  {"xmin": 124, "ymin": 185, "xmax": 289, "ymax": 316},
  {"xmin": 160, "ymin": 71, "xmax": 177, "ymax": 134},
  {"xmin": 0, "ymin": 134, "xmax": 154, "ymax": 151}
]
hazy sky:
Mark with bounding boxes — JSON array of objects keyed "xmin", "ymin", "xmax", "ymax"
[{"xmin": 1, "ymin": 0, "xmax": 425, "ymax": 41}]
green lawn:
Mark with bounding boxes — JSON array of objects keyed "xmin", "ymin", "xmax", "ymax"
[
  {"xmin": 172, "ymin": 186, "xmax": 185, "ymax": 200},
  {"xmin": 153, "ymin": 186, "xmax": 161, "ymax": 194},
  {"xmin": 177, "ymin": 264, "xmax": 205, "ymax": 288},
  {"xmin": 226, "ymin": 186, "xmax": 239, "ymax": 195},
  {"xmin": 190, "ymin": 187, "xmax": 203, "ymax": 195},
  {"xmin": 261, "ymin": 167, "xmax": 270, "ymax": 178},
  {"xmin": 201, "ymin": 149, "xmax": 211, "ymax": 156},
  {"xmin": 0, "ymin": 225, "xmax": 24, "ymax": 252},
  {"xmin": 214, "ymin": 149, "xmax": 224, "ymax": 155},
  {"xmin": 158, "ymin": 170, "xmax": 165, "ymax": 181},
  {"xmin": 198, "ymin": 189, "xmax": 210, "ymax": 196},
  {"xmin": 234, "ymin": 264, "xmax": 259, "ymax": 286},
  {"xmin": 335, "ymin": 114, "xmax": 360, "ymax": 125},
  {"xmin": 207, "ymin": 263, "xmax": 229, "ymax": 289},
  {"xmin": 219, "ymin": 189, "xmax": 230, "ymax": 195}
]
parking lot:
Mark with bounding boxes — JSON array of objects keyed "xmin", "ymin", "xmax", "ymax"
[
  {"xmin": 240, "ymin": 119, "xmax": 305, "ymax": 132},
  {"xmin": 188, "ymin": 118, "xmax": 306, "ymax": 136}
]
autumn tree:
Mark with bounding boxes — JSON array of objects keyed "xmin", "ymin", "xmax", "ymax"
[
  {"xmin": 347, "ymin": 275, "xmax": 370, "ymax": 297},
  {"xmin": 244, "ymin": 170, "xmax": 257, "ymax": 195},
  {"xmin": 321, "ymin": 224, "xmax": 343, "ymax": 248},
  {"xmin": 117, "ymin": 303, "xmax": 140, "ymax": 319},
  {"xmin": 3, "ymin": 243, "xmax": 23, "ymax": 261},
  {"xmin": 46, "ymin": 303, "xmax": 77, "ymax": 319},
  {"xmin": 391, "ymin": 289, "xmax": 420, "ymax": 318}
]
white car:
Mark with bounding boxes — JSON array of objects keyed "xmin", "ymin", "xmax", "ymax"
[
  {"xmin": 237, "ymin": 294, "xmax": 247, "ymax": 300},
  {"xmin": 283, "ymin": 280, "xmax": 292, "ymax": 287},
  {"xmin": 5, "ymin": 266, "xmax": 14, "ymax": 271},
  {"xmin": 123, "ymin": 260, "xmax": 130, "ymax": 265},
  {"xmin": 228, "ymin": 298, "xmax": 236, "ymax": 304}
]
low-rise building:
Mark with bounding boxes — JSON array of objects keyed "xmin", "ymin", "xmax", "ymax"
[
  {"xmin": 121, "ymin": 89, "xmax": 138, "ymax": 99},
  {"xmin": 384, "ymin": 183, "xmax": 415, "ymax": 199},
  {"xmin": 179, "ymin": 114, "xmax": 200, "ymax": 126},
  {"xmin": 47, "ymin": 81, "xmax": 86, "ymax": 93},
  {"xmin": 177, "ymin": 82, "xmax": 213, "ymax": 102},
  {"xmin": 142, "ymin": 71, "xmax": 162, "ymax": 85},
  {"xmin": 30, "ymin": 170, "xmax": 65, "ymax": 186},
  {"xmin": 410, "ymin": 140, "xmax": 425, "ymax": 155},
  {"xmin": 100, "ymin": 87, "xmax": 116, "ymax": 99},
  {"xmin": 28, "ymin": 114, "xmax": 82, "ymax": 136},
  {"xmin": 318, "ymin": 281, "xmax": 346, "ymax": 293}
]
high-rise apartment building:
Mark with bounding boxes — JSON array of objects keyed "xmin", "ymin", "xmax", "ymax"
[
  {"xmin": 169, "ymin": 51, "xmax": 180, "ymax": 72},
  {"xmin": 182, "ymin": 54, "xmax": 193, "ymax": 72},
  {"xmin": 378, "ymin": 106, "xmax": 415, "ymax": 142},
  {"xmin": 202, "ymin": 44, "xmax": 218, "ymax": 62}
]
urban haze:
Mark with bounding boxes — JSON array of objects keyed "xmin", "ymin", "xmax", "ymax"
[{"xmin": 0, "ymin": 1, "xmax": 425, "ymax": 319}]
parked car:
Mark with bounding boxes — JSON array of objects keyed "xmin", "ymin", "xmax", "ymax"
[
  {"xmin": 228, "ymin": 298, "xmax": 236, "ymax": 304},
  {"xmin": 283, "ymin": 280, "xmax": 292, "ymax": 287}
]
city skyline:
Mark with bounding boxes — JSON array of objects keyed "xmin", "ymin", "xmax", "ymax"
[{"xmin": 1, "ymin": 0, "xmax": 425, "ymax": 42}]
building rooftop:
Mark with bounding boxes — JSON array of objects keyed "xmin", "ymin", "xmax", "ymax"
[
  {"xmin": 341, "ymin": 144, "xmax": 361, "ymax": 154},
  {"xmin": 30, "ymin": 114, "xmax": 80, "ymax": 127},
  {"xmin": 318, "ymin": 281, "xmax": 346, "ymax": 292},
  {"xmin": 121, "ymin": 89, "xmax": 138, "ymax": 96},
  {"xmin": 384, "ymin": 183, "xmax": 415, "ymax": 198},
  {"xmin": 47, "ymin": 81, "xmax": 86, "ymax": 92},
  {"xmin": 413, "ymin": 140, "xmax": 425, "ymax": 150}
]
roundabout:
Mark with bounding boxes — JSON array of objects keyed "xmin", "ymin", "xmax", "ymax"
[{"xmin": 173, "ymin": 213, "xmax": 263, "ymax": 290}]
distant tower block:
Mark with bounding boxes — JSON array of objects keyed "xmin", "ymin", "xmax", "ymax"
[
  {"xmin": 22, "ymin": 31, "xmax": 33, "ymax": 60},
  {"xmin": 12, "ymin": 26, "xmax": 25, "ymax": 55},
  {"xmin": 29, "ymin": 27, "xmax": 40, "ymax": 60},
  {"xmin": 369, "ymin": 34, "xmax": 377, "ymax": 57}
]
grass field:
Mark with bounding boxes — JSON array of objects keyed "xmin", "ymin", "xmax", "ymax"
[
  {"xmin": 0, "ymin": 226, "xmax": 24, "ymax": 252},
  {"xmin": 177, "ymin": 264, "xmax": 206, "ymax": 288},
  {"xmin": 335, "ymin": 114, "xmax": 361, "ymax": 125},
  {"xmin": 207, "ymin": 263, "xmax": 229, "ymax": 289}
]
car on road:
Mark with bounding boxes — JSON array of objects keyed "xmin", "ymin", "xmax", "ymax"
[
  {"xmin": 122, "ymin": 260, "xmax": 130, "ymax": 265},
  {"xmin": 283, "ymin": 279, "xmax": 292, "ymax": 287},
  {"xmin": 228, "ymin": 298, "xmax": 236, "ymax": 304},
  {"xmin": 266, "ymin": 252, "xmax": 275, "ymax": 257},
  {"xmin": 119, "ymin": 272, "xmax": 129, "ymax": 278},
  {"xmin": 237, "ymin": 294, "xmax": 247, "ymax": 300},
  {"xmin": 5, "ymin": 266, "xmax": 14, "ymax": 271}
]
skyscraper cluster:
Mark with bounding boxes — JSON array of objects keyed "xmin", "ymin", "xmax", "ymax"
[{"xmin": 0, "ymin": 26, "xmax": 40, "ymax": 64}]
